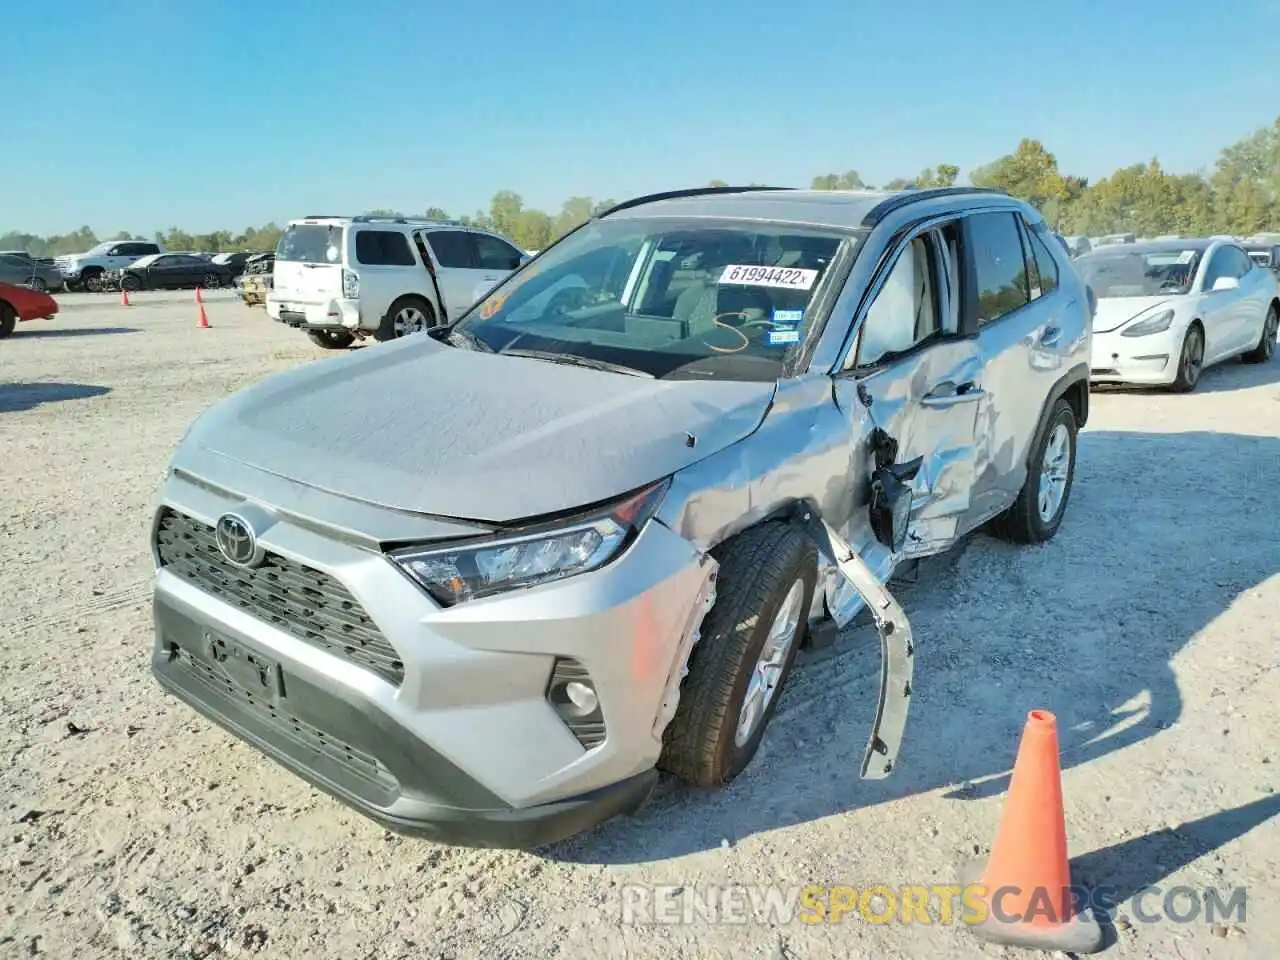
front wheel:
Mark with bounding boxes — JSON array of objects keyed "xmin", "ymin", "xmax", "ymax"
[
  {"xmin": 0, "ymin": 302, "xmax": 15, "ymax": 338},
  {"xmin": 201, "ymin": 272, "xmax": 220, "ymax": 289},
  {"xmin": 121, "ymin": 274, "xmax": 142, "ymax": 292},
  {"xmin": 990, "ymin": 396, "xmax": 1078, "ymax": 544},
  {"xmin": 1170, "ymin": 323, "xmax": 1204, "ymax": 392},
  {"xmin": 26, "ymin": 277, "xmax": 47, "ymax": 293},
  {"xmin": 1242, "ymin": 304, "xmax": 1278, "ymax": 364},
  {"xmin": 659, "ymin": 522, "xmax": 817, "ymax": 787},
  {"xmin": 307, "ymin": 330, "xmax": 356, "ymax": 350}
]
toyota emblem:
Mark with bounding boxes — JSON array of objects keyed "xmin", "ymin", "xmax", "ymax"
[{"xmin": 215, "ymin": 513, "xmax": 259, "ymax": 567}]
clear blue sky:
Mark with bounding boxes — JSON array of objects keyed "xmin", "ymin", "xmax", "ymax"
[{"xmin": 3, "ymin": 0, "xmax": 1278, "ymax": 237}]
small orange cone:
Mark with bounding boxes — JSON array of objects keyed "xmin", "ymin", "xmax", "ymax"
[
  {"xmin": 194, "ymin": 286, "xmax": 203, "ymax": 304},
  {"xmin": 197, "ymin": 302, "xmax": 210, "ymax": 329},
  {"xmin": 961, "ymin": 710, "xmax": 1103, "ymax": 953},
  {"xmin": 120, "ymin": 288, "xmax": 130, "ymax": 306}
]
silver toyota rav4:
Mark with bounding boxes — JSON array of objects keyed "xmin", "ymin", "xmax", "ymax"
[{"xmin": 151, "ymin": 186, "xmax": 1091, "ymax": 849}]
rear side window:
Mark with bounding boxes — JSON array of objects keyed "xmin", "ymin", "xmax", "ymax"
[
  {"xmin": 127, "ymin": 242, "xmax": 160, "ymax": 256},
  {"xmin": 425, "ymin": 230, "xmax": 474, "ymax": 268},
  {"xmin": 474, "ymin": 234, "xmax": 523, "ymax": 271},
  {"xmin": 969, "ymin": 212, "xmax": 1031, "ymax": 324},
  {"xmin": 1019, "ymin": 220, "xmax": 1060, "ymax": 300},
  {"xmin": 354, "ymin": 230, "xmax": 416, "ymax": 266}
]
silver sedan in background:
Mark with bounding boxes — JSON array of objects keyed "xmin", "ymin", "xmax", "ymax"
[{"xmin": 0, "ymin": 253, "xmax": 65, "ymax": 293}]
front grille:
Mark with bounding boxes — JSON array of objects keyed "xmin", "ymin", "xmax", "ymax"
[
  {"xmin": 178, "ymin": 648, "xmax": 399, "ymax": 796},
  {"xmin": 155, "ymin": 508, "xmax": 405, "ymax": 686}
]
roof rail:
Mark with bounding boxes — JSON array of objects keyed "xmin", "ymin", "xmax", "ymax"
[
  {"xmin": 594, "ymin": 185, "xmax": 793, "ymax": 220},
  {"xmin": 350, "ymin": 214, "xmax": 463, "ymax": 226},
  {"xmin": 861, "ymin": 186, "xmax": 1010, "ymax": 227},
  {"xmin": 302, "ymin": 215, "xmax": 346, "ymax": 220}
]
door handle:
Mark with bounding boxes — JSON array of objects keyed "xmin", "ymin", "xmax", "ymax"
[
  {"xmin": 1038, "ymin": 324, "xmax": 1062, "ymax": 347},
  {"xmin": 921, "ymin": 381, "xmax": 985, "ymax": 407}
]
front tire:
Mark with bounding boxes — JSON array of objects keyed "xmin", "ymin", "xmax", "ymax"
[
  {"xmin": 26, "ymin": 277, "xmax": 47, "ymax": 293},
  {"xmin": 307, "ymin": 330, "xmax": 356, "ymax": 350},
  {"xmin": 375, "ymin": 296, "xmax": 436, "ymax": 342},
  {"xmin": 1242, "ymin": 304, "xmax": 1278, "ymax": 364},
  {"xmin": 1170, "ymin": 323, "xmax": 1204, "ymax": 392},
  {"xmin": 659, "ymin": 522, "xmax": 817, "ymax": 787},
  {"xmin": 120, "ymin": 274, "xmax": 142, "ymax": 292},
  {"xmin": 0, "ymin": 302, "xmax": 15, "ymax": 338},
  {"xmin": 990, "ymin": 396, "xmax": 1078, "ymax": 544}
]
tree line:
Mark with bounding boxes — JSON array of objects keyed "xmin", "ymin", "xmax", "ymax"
[{"xmin": 4, "ymin": 115, "xmax": 1276, "ymax": 260}]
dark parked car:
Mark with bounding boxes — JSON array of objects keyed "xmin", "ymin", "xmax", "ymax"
[
  {"xmin": 116, "ymin": 254, "xmax": 231, "ymax": 291},
  {"xmin": 212, "ymin": 251, "xmax": 272, "ymax": 279}
]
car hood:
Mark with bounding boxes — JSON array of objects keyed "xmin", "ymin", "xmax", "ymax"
[
  {"xmin": 183, "ymin": 335, "xmax": 777, "ymax": 524},
  {"xmin": 1092, "ymin": 295, "xmax": 1178, "ymax": 333}
]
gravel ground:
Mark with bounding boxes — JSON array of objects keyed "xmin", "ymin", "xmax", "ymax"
[{"xmin": 1, "ymin": 298, "xmax": 1277, "ymax": 960}]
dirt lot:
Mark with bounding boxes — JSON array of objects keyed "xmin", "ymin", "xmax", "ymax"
[{"xmin": 1, "ymin": 297, "xmax": 1277, "ymax": 960}]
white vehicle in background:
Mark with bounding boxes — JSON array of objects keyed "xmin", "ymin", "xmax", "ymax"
[
  {"xmin": 1079, "ymin": 238, "xmax": 1279, "ymax": 391},
  {"xmin": 268, "ymin": 215, "xmax": 528, "ymax": 350},
  {"xmin": 1091, "ymin": 233, "xmax": 1136, "ymax": 249},
  {"xmin": 54, "ymin": 239, "xmax": 165, "ymax": 291}
]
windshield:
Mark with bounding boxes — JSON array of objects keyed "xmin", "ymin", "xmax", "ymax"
[
  {"xmin": 276, "ymin": 223, "xmax": 343, "ymax": 264},
  {"xmin": 1076, "ymin": 249, "xmax": 1201, "ymax": 297},
  {"xmin": 453, "ymin": 218, "xmax": 851, "ymax": 380}
]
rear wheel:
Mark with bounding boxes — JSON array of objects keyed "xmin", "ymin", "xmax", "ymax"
[
  {"xmin": 990, "ymin": 397, "xmax": 1078, "ymax": 544},
  {"xmin": 26, "ymin": 277, "xmax": 47, "ymax": 293},
  {"xmin": 307, "ymin": 330, "xmax": 356, "ymax": 350},
  {"xmin": 658, "ymin": 522, "xmax": 817, "ymax": 787},
  {"xmin": 0, "ymin": 302, "xmax": 15, "ymax": 338},
  {"xmin": 201, "ymin": 272, "xmax": 220, "ymax": 289},
  {"xmin": 1170, "ymin": 323, "xmax": 1204, "ymax": 392},
  {"xmin": 1243, "ymin": 304, "xmax": 1278, "ymax": 364},
  {"xmin": 376, "ymin": 295, "xmax": 435, "ymax": 342}
]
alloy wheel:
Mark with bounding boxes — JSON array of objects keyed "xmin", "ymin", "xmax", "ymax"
[
  {"xmin": 734, "ymin": 578, "xmax": 805, "ymax": 747},
  {"xmin": 1036, "ymin": 422, "xmax": 1072, "ymax": 523}
]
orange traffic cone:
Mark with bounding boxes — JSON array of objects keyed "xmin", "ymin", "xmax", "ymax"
[
  {"xmin": 194, "ymin": 286, "xmax": 203, "ymax": 304},
  {"xmin": 197, "ymin": 302, "xmax": 210, "ymax": 329},
  {"xmin": 120, "ymin": 287, "xmax": 130, "ymax": 306},
  {"xmin": 961, "ymin": 710, "xmax": 1103, "ymax": 953}
]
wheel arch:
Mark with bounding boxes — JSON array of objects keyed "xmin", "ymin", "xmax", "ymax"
[{"xmin": 1026, "ymin": 362, "xmax": 1089, "ymax": 472}]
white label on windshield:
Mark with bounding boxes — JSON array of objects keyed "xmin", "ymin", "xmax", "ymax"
[{"xmin": 719, "ymin": 264, "xmax": 819, "ymax": 290}]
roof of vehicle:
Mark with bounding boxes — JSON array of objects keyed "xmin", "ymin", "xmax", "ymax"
[
  {"xmin": 600, "ymin": 186, "xmax": 1015, "ymax": 231},
  {"xmin": 131, "ymin": 254, "xmax": 163, "ymax": 267},
  {"xmin": 287, "ymin": 215, "xmax": 464, "ymax": 228},
  {"xmin": 1077, "ymin": 237, "xmax": 1215, "ymax": 258},
  {"xmin": 1241, "ymin": 240, "xmax": 1280, "ymax": 250}
]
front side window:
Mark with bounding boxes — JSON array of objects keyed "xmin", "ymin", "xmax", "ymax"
[
  {"xmin": 1200, "ymin": 247, "xmax": 1251, "ymax": 289},
  {"xmin": 354, "ymin": 230, "xmax": 415, "ymax": 266},
  {"xmin": 474, "ymin": 234, "xmax": 523, "ymax": 271},
  {"xmin": 456, "ymin": 218, "xmax": 853, "ymax": 381},
  {"xmin": 969, "ymin": 212, "xmax": 1031, "ymax": 324},
  {"xmin": 854, "ymin": 236, "xmax": 938, "ymax": 367}
]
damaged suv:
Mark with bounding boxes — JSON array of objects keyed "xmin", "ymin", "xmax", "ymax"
[{"xmin": 150, "ymin": 186, "xmax": 1091, "ymax": 849}]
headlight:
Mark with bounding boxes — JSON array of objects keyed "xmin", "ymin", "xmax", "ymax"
[
  {"xmin": 389, "ymin": 479, "xmax": 670, "ymax": 606},
  {"xmin": 1121, "ymin": 309, "xmax": 1175, "ymax": 337}
]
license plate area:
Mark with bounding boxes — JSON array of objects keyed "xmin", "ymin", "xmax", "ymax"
[{"xmin": 206, "ymin": 630, "xmax": 283, "ymax": 701}]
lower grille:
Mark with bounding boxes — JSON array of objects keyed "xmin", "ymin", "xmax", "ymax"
[
  {"xmin": 178, "ymin": 648, "xmax": 399, "ymax": 795},
  {"xmin": 155, "ymin": 508, "xmax": 404, "ymax": 686}
]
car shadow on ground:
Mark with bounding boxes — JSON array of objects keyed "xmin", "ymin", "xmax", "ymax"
[
  {"xmin": 544, "ymin": 429, "xmax": 1279, "ymax": 865},
  {"xmin": 0, "ymin": 382, "xmax": 111, "ymax": 412},
  {"xmin": 13, "ymin": 327, "xmax": 140, "ymax": 340}
]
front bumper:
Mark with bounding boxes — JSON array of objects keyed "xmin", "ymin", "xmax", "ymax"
[
  {"xmin": 149, "ymin": 470, "xmax": 715, "ymax": 847},
  {"xmin": 267, "ymin": 296, "xmax": 361, "ymax": 332},
  {"xmin": 1089, "ymin": 327, "xmax": 1179, "ymax": 384}
]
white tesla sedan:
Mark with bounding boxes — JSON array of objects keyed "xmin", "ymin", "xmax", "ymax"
[{"xmin": 1080, "ymin": 238, "xmax": 1279, "ymax": 391}]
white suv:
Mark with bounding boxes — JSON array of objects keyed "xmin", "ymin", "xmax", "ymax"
[
  {"xmin": 55, "ymin": 240, "xmax": 166, "ymax": 291},
  {"xmin": 268, "ymin": 215, "xmax": 527, "ymax": 349}
]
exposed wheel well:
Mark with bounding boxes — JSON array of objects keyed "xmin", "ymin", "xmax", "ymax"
[
  {"xmin": 1270, "ymin": 297, "xmax": 1279, "ymax": 317},
  {"xmin": 1062, "ymin": 377, "xmax": 1088, "ymax": 431}
]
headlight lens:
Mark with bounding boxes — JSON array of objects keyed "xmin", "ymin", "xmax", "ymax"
[
  {"xmin": 389, "ymin": 479, "xmax": 670, "ymax": 606},
  {"xmin": 1121, "ymin": 308, "xmax": 1175, "ymax": 337}
]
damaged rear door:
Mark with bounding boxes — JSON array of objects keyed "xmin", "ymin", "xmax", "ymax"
[{"xmin": 834, "ymin": 220, "xmax": 983, "ymax": 558}]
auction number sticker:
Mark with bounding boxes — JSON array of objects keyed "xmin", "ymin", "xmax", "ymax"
[{"xmin": 719, "ymin": 264, "xmax": 819, "ymax": 290}]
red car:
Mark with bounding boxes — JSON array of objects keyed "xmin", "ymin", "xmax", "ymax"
[{"xmin": 0, "ymin": 280, "xmax": 58, "ymax": 338}]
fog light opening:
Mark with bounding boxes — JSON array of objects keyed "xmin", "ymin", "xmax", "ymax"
[{"xmin": 547, "ymin": 658, "xmax": 606, "ymax": 749}]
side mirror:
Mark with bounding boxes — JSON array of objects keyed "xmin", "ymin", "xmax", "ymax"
[
  {"xmin": 868, "ymin": 456, "xmax": 923, "ymax": 552},
  {"xmin": 1212, "ymin": 276, "xmax": 1240, "ymax": 292}
]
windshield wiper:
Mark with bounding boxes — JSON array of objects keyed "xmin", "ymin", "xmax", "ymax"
[{"xmin": 502, "ymin": 348, "xmax": 653, "ymax": 378}]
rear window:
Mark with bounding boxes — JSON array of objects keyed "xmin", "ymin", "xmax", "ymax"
[
  {"xmin": 276, "ymin": 223, "xmax": 343, "ymax": 264},
  {"xmin": 354, "ymin": 230, "xmax": 416, "ymax": 266}
]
